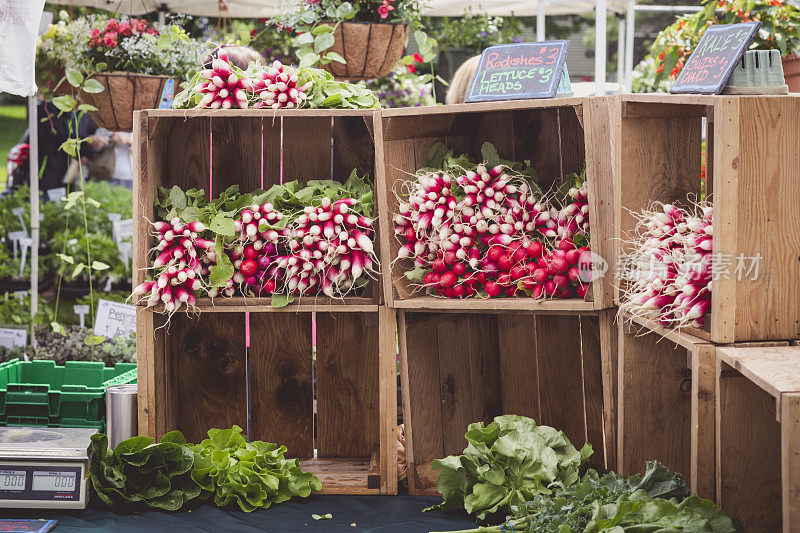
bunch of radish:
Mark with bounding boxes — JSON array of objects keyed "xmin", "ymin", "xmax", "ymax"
[
  {"xmin": 555, "ymin": 183, "xmax": 590, "ymax": 241},
  {"xmin": 618, "ymin": 201, "xmax": 713, "ymax": 328},
  {"xmin": 225, "ymin": 202, "xmax": 287, "ymax": 295},
  {"xmin": 131, "ymin": 218, "xmax": 212, "ymax": 316},
  {"xmin": 193, "ymin": 49, "xmax": 252, "ymax": 109},
  {"xmin": 252, "ymin": 61, "xmax": 311, "ymax": 109},
  {"xmin": 279, "ymin": 197, "xmax": 378, "ymax": 297},
  {"xmin": 393, "ymin": 160, "xmax": 592, "ymax": 299}
]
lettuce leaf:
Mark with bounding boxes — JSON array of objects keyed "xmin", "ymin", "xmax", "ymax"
[{"xmin": 190, "ymin": 425, "xmax": 321, "ymax": 512}]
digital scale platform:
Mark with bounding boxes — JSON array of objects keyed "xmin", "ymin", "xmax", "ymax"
[{"xmin": 0, "ymin": 427, "xmax": 96, "ymax": 509}]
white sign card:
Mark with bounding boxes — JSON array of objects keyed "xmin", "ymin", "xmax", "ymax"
[
  {"xmin": 112, "ymin": 218, "xmax": 133, "ymax": 267},
  {"xmin": 94, "ymin": 299, "xmax": 136, "ymax": 338},
  {"xmin": 46, "ymin": 187, "xmax": 67, "ymax": 202},
  {"xmin": 0, "ymin": 0, "xmax": 47, "ymax": 96},
  {"xmin": 0, "ymin": 327, "xmax": 26, "ymax": 349},
  {"xmin": 73, "ymin": 304, "xmax": 90, "ymax": 328}
]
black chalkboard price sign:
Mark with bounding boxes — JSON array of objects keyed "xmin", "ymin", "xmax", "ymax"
[
  {"xmin": 466, "ymin": 41, "xmax": 570, "ymax": 103},
  {"xmin": 670, "ymin": 21, "xmax": 761, "ymax": 95}
]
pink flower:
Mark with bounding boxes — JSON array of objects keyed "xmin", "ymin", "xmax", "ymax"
[
  {"xmin": 308, "ymin": 0, "xmax": 321, "ymax": 4},
  {"xmin": 118, "ymin": 21, "xmax": 131, "ymax": 35},
  {"xmin": 90, "ymin": 28, "xmax": 100, "ymax": 38},
  {"xmin": 106, "ymin": 19, "xmax": 119, "ymax": 31},
  {"xmin": 378, "ymin": 4, "xmax": 390, "ymax": 17},
  {"xmin": 103, "ymin": 32, "xmax": 118, "ymax": 47}
]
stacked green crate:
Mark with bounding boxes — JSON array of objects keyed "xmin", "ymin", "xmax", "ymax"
[{"xmin": 0, "ymin": 359, "xmax": 136, "ymax": 430}]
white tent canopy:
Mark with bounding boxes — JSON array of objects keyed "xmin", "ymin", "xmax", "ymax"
[{"xmin": 48, "ymin": 0, "xmax": 628, "ymax": 17}]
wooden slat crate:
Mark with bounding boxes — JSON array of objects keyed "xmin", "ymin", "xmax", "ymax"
[
  {"xmin": 613, "ymin": 94, "xmax": 800, "ymax": 343},
  {"xmin": 375, "ymin": 98, "xmax": 615, "ymax": 312},
  {"xmin": 618, "ymin": 313, "xmax": 791, "ymax": 502},
  {"xmin": 133, "ymin": 109, "xmax": 398, "ymax": 494},
  {"xmin": 398, "ymin": 308, "xmax": 617, "ymax": 495},
  {"xmin": 133, "ymin": 108, "xmax": 381, "ymax": 308},
  {"xmin": 716, "ymin": 345, "xmax": 800, "ymax": 532}
]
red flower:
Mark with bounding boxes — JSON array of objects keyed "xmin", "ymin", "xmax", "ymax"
[
  {"xmin": 251, "ymin": 28, "xmax": 258, "ymax": 37},
  {"xmin": 103, "ymin": 32, "xmax": 118, "ymax": 47},
  {"xmin": 90, "ymin": 28, "xmax": 101, "ymax": 38},
  {"xmin": 412, "ymin": 53, "xmax": 424, "ymax": 63},
  {"xmin": 406, "ymin": 63, "xmax": 416, "ymax": 73},
  {"xmin": 378, "ymin": 4, "xmax": 390, "ymax": 18},
  {"xmin": 106, "ymin": 19, "xmax": 119, "ymax": 31},
  {"xmin": 119, "ymin": 20, "xmax": 131, "ymax": 35},
  {"xmin": 258, "ymin": 17, "xmax": 267, "ymax": 23},
  {"xmin": 136, "ymin": 19, "xmax": 148, "ymax": 32}
]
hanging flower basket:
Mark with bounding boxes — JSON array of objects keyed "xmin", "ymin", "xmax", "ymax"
[
  {"xmin": 320, "ymin": 22, "xmax": 409, "ymax": 80},
  {"xmin": 80, "ymin": 72, "xmax": 175, "ymax": 132}
]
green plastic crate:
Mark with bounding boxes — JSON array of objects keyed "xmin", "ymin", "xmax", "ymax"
[{"xmin": 0, "ymin": 359, "xmax": 137, "ymax": 430}]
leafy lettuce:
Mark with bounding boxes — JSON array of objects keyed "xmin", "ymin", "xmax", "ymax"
[
  {"xmin": 88, "ymin": 431, "xmax": 202, "ymax": 512},
  {"xmin": 427, "ymin": 415, "xmax": 593, "ymax": 521},
  {"xmin": 191, "ymin": 425, "xmax": 322, "ymax": 512}
]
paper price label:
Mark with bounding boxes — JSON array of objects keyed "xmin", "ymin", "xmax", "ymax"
[
  {"xmin": 46, "ymin": 187, "xmax": 67, "ymax": 202},
  {"xmin": 94, "ymin": 300, "xmax": 136, "ymax": 338},
  {"xmin": 0, "ymin": 328, "xmax": 27, "ymax": 349}
]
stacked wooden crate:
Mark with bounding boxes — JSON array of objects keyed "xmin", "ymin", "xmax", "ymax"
[
  {"xmin": 133, "ymin": 109, "xmax": 397, "ymax": 494},
  {"xmin": 375, "ymin": 98, "xmax": 619, "ymax": 494},
  {"xmin": 612, "ymin": 94, "xmax": 800, "ymax": 530}
]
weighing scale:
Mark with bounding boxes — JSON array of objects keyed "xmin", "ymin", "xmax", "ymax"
[{"xmin": 0, "ymin": 427, "xmax": 96, "ymax": 509}]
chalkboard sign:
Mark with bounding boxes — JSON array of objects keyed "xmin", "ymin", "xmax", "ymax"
[
  {"xmin": 671, "ymin": 22, "xmax": 761, "ymax": 94},
  {"xmin": 466, "ymin": 41, "xmax": 570, "ymax": 103}
]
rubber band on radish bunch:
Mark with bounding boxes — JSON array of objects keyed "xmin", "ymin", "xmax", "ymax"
[{"xmin": 618, "ymin": 200, "xmax": 713, "ymax": 328}]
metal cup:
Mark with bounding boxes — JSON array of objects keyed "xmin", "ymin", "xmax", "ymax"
[{"xmin": 105, "ymin": 384, "xmax": 138, "ymax": 449}]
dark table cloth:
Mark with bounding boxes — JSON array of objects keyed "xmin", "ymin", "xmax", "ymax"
[{"xmin": 1, "ymin": 495, "xmax": 478, "ymax": 533}]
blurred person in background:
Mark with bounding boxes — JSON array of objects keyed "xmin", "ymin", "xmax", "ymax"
[{"xmin": 445, "ymin": 56, "xmax": 481, "ymax": 105}]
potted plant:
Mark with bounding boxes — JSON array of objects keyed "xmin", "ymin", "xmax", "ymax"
[
  {"xmin": 40, "ymin": 15, "xmax": 208, "ymax": 130},
  {"xmin": 36, "ymin": 13, "xmax": 96, "ymax": 98},
  {"xmin": 267, "ymin": 0, "xmax": 435, "ymax": 80},
  {"xmin": 633, "ymin": 0, "xmax": 800, "ymax": 92}
]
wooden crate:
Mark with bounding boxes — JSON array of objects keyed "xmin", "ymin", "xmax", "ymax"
[
  {"xmin": 716, "ymin": 345, "xmax": 800, "ymax": 532},
  {"xmin": 398, "ymin": 308, "xmax": 617, "ymax": 494},
  {"xmin": 132, "ymin": 108, "xmax": 381, "ymax": 309},
  {"xmin": 618, "ymin": 313, "xmax": 791, "ymax": 501},
  {"xmin": 136, "ymin": 306, "xmax": 398, "ymax": 494},
  {"xmin": 612, "ymin": 94, "xmax": 800, "ymax": 343},
  {"xmin": 617, "ymin": 314, "xmax": 718, "ymax": 499},
  {"xmin": 133, "ymin": 109, "xmax": 398, "ymax": 494},
  {"xmin": 375, "ymin": 98, "xmax": 615, "ymax": 312}
]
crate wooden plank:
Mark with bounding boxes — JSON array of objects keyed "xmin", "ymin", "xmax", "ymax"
[
  {"xmin": 584, "ymin": 98, "xmax": 615, "ymax": 309},
  {"xmin": 437, "ymin": 315, "xmax": 476, "ymax": 456},
  {"xmin": 145, "ymin": 108, "xmax": 376, "ymax": 118},
  {"xmin": 497, "ymin": 314, "xmax": 540, "ymax": 421},
  {"xmin": 380, "ymin": 98, "xmax": 585, "ymax": 117},
  {"xmin": 298, "ymin": 458, "xmax": 380, "ymax": 495},
  {"xmin": 378, "ymin": 306, "xmax": 398, "ymax": 494},
  {"xmin": 535, "ymin": 315, "xmax": 587, "ymax": 449},
  {"xmin": 169, "ymin": 313, "xmax": 247, "ymax": 443},
  {"xmin": 282, "ymin": 116, "xmax": 333, "ymax": 180},
  {"xmin": 691, "ymin": 344, "xmax": 716, "ymax": 499},
  {"xmin": 145, "ymin": 297, "xmax": 377, "ymax": 313},
  {"xmin": 466, "ymin": 315, "xmax": 502, "ymax": 426},
  {"xmin": 135, "ymin": 308, "xmax": 168, "ymax": 438},
  {"xmin": 400, "ymin": 311, "xmax": 444, "ymax": 492},
  {"xmin": 558, "ymin": 106, "xmax": 586, "ymax": 177},
  {"xmin": 249, "ymin": 312, "xmax": 313, "ymax": 458},
  {"xmin": 390, "ymin": 297, "xmax": 597, "ymax": 313},
  {"xmin": 211, "ymin": 117, "xmax": 262, "ymax": 194},
  {"xmin": 580, "ymin": 314, "xmax": 607, "ymax": 467},
  {"xmin": 514, "ymin": 108, "xmax": 564, "ymax": 186},
  {"xmin": 618, "ymin": 325, "xmax": 692, "ymax": 478},
  {"xmin": 716, "ymin": 346, "xmax": 800, "ymax": 400},
  {"xmin": 474, "ymin": 111, "xmax": 515, "ymax": 161},
  {"xmin": 782, "ymin": 393, "xmax": 800, "ymax": 532},
  {"xmin": 721, "ymin": 98, "xmax": 800, "ymax": 342},
  {"xmin": 316, "ymin": 312, "xmax": 379, "ymax": 458},
  {"xmin": 166, "ymin": 117, "xmax": 210, "ymax": 192},
  {"xmin": 599, "ymin": 308, "xmax": 618, "ymax": 471},
  {"xmin": 332, "ymin": 114, "xmax": 376, "ymax": 179},
  {"xmin": 716, "ymin": 363, "xmax": 782, "ymax": 533}
]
